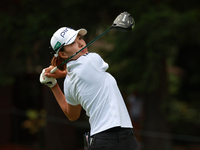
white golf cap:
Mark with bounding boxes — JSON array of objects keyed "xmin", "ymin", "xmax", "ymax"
[{"xmin": 50, "ymin": 27, "xmax": 87, "ymax": 57}]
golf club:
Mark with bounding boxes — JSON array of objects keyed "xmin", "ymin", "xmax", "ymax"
[{"xmin": 50, "ymin": 11, "xmax": 135, "ymax": 73}]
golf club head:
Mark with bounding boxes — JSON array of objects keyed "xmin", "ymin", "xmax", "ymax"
[{"xmin": 112, "ymin": 11, "xmax": 135, "ymax": 32}]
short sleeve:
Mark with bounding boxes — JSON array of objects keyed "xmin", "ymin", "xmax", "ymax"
[{"xmin": 64, "ymin": 80, "xmax": 80, "ymax": 106}]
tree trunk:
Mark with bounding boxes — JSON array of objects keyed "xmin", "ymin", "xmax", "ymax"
[{"xmin": 143, "ymin": 59, "xmax": 173, "ymax": 150}]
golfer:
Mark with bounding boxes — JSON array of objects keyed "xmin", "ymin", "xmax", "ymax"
[{"xmin": 40, "ymin": 27, "xmax": 139, "ymax": 150}]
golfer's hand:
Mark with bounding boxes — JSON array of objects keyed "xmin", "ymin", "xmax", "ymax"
[
  {"xmin": 44, "ymin": 66, "xmax": 67, "ymax": 78},
  {"xmin": 40, "ymin": 69, "xmax": 57, "ymax": 88}
]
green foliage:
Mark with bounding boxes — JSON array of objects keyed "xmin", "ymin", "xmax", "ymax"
[
  {"xmin": 100, "ymin": 1, "xmax": 200, "ymax": 136},
  {"xmin": 105, "ymin": 4, "xmax": 177, "ymax": 92},
  {"xmin": 22, "ymin": 109, "xmax": 46, "ymax": 134},
  {"xmin": 1, "ymin": 0, "xmax": 200, "ymax": 140},
  {"xmin": 166, "ymin": 100, "xmax": 200, "ymax": 124}
]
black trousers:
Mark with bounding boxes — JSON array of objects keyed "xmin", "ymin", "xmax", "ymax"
[{"xmin": 88, "ymin": 127, "xmax": 139, "ymax": 150}]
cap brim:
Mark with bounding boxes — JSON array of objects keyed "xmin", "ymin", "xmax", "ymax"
[{"xmin": 78, "ymin": 28, "xmax": 87, "ymax": 36}]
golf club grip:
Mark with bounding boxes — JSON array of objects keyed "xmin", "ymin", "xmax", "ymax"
[{"xmin": 50, "ymin": 67, "xmax": 58, "ymax": 74}]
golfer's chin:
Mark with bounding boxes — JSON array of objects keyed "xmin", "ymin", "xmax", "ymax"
[{"xmin": 81, "ymin": 48, "xmax": 88, "ymax": 54}]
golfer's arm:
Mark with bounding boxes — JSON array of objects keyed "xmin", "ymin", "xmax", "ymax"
[{"xmin": 50, "ymin": 83, "xmax": 82, "ymax": 121}]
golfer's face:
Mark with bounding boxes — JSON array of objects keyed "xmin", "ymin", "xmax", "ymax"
[{"xmin": 63, "ymin": 35, "xmax": 88, "ymax": 60}]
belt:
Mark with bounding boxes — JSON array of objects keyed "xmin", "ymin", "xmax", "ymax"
[{"xmin": 91, "ymin": 127, "xmax": 134, "ymax": 140}]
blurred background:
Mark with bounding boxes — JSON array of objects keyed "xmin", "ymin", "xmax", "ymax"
[{"xmin": 0, "ymin": 0, "xmax": 200, "ymax": 150}]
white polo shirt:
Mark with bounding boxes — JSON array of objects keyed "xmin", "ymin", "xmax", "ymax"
[{"xmin": 64, "ymin": 53, "xmax": 132, "ymax": 136}]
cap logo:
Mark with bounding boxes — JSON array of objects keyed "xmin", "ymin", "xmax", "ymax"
[
  {"xmin": 54, "ymin": 41, "xmax": 61, "ymax": 50},
  {"xmin": 60, "ymin": 28, "xmax": 69, "ymax": 38}
]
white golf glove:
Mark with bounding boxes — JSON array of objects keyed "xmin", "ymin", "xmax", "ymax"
[{"xmin": 40, "ymin": 69, "xmax": 57, "ymax": 88}]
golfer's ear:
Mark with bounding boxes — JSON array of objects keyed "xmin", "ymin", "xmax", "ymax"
[{"xmin": 58, "ymin": 51, "xmax": 68, "ymax": 59}]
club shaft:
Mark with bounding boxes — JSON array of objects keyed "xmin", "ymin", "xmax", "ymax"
[{"xmin": 50, "ymin": 27, "xmax": 111, "ymax": 73}]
